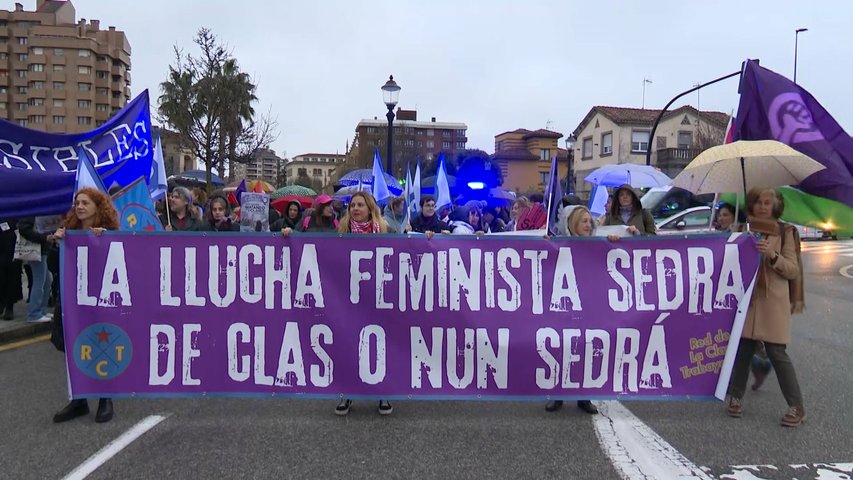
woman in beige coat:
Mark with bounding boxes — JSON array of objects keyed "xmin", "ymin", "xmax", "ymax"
[{"xmin": 725, "ymin": 188, "xmax": 805, "ymax": 427}]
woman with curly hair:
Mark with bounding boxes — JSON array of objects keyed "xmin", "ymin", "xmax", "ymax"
[
  {"xmin": 51, "ymin": 188, "xmax": 119, "ymax": 424},
  {"xmin": 334, "ymin": 191, "xmax": 391, "ymax": 416}
]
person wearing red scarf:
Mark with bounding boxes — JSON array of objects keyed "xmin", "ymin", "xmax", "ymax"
[{"xmin": 335, "ymin": 191, "xmax": 391, "ymax": 416}]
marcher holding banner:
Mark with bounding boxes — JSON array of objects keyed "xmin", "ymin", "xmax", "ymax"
[
  {"xmin": 161, "ymin": 187, "xmax": 202, "ymax": 232},
  {"xmin": 410, "ymin": 195, "xmax": 451, "ymax": 237},
  {"xmin": 725, "ymin": 188, "xmax": 806, "ymax": 427},
  {"xmin": 282, "ymin": 194, "xmax": 338, "ymax": 235},
  {"xmin": 51, "ymin": 188, "xmax": 119, "ymax": 424},
  {"xmin": 335, "ymin": 191, "xmax": 391, "ymax": 415},
  {"xmin": 603, "ymin": 185, "xmax": 656, "ymax": 235},
  {"xmin": 202, "ymin": 195, "xmax": 239, "ymax": 232}
]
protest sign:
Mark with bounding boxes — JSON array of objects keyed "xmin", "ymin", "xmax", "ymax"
[
  {"xmin": 61, "ymin": 232, "xmax": 760, "ymax": 401},
  {"xmin": 240, "ymin": 193, "xmax": 270, "ymax": 232}
]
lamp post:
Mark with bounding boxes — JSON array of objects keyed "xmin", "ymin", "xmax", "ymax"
[
  {"xmin": 565, "ymin": 134, "xmax": 576, "ymax": 193},
  {"xmin": 794, "ymin": 28, "xmax": 808, "ymax": 84},
  {"xmin": 381, "ymin": 75, "xmax": 401, "ymax": 176}
]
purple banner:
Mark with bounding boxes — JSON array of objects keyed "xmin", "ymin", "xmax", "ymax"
[{"xmin": 61, "ymin": 232, "xmax": 760, "ymax": 400}]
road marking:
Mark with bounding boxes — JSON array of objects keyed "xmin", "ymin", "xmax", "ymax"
[
  {"xmin": 840, "ymin": 264, "xmax": 853, "ymax": 280},
  {"xmin": 592, "ymin": 401, "xmax": 713, "ymax": 479},
  {"xmin": 718, "ymin": 462, "xmax": 853, "ymax": 479},
  {"xmin": 0, "ymin": 334, "xmax": 50, "ymax": 352},
  {"xmin": 62, "ymin": 414, "xmax": 167, "ymax": 480}
]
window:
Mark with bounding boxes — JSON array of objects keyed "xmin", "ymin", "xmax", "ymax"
[
  {"xmin": 426, "ymin": 141, "xmax": 434, "ymax": 149},
  {"xmin": 53, "ymin": 116, "xmax": 64, "ymax": 124},
  {"xmin": 30, "ymin": 81, "xmax": 43, "ymax": 89},
  {"xmin": 96, "ymin": 103, "xmax": 108, "ymax": 112},
  {"xmin": 78, "ymin": 100, "xmax": 91, "ymax": 108},
  {"xmin": 31, "ymin": 47, "xmax": 43, "ymax": 55},
  {"xmin": 540, "ymin": 148, "xmax": 551, "ymax": 161},
  {"xmin": 539, "ymin": 172, "xmax": 549, "ymax": 185},
  {"xmin": 631, "ymin": 130, "xmax": 650, "ymax": 153},
  {"xmin": 53, "ymin": 48, "xmax": 64, "ymax": 56},
  {"xmin": 313, "ymin": 168, "xmax": 322, "ymax": 176},
  {"xmin": 456, "ymin": 141, "xmax": 465, "ymax": 149},
  {"xmin": 96, "ymin": 71, "xmax": 108, "ymax": 79},
  {"xmin": 16, "ymin": 86, "xmax": 27, "ymax": 94},
  {"xmin": 53, "ymin": 99, "xmax": 64, "ymax": 107},
  {"xmin": 427, "ymin": 129, "xmax": 434, "ymax": 137},
  {"xmin": 53, "ymin": 64, "xmax": 64, "ymax": 72},
  {"xmin": 77, "ymin": 116, "xmax": 92, "ymax": 125},
  {"xmin": 366, "ymin": 127, "xmax": 377, "ymax": 134},
  {"xmin": 30, "ymin": 115, "xmax": 44, "ymax": 124},
  {"xmin": 17, "ymin": 119, "xmax": 28, "ymax": 127},
  {"xmin": 78, "ymin": 66, "xmax": 91, "ymax": 74},
  {"xmin": 16, "ymin": 37, "xmax": 27, "ymax": 45},
  {"xmin": 96, "ymin": 87, "xmax": 108, "ymax": 95},
  {"xmin": 97, "ymin": 55, "xmax": 106, "ymax": 62},
  {"xmin": 456, "ymin": 129, "xmax": 466, "ymax": 136},
  {"xmin": 16, "ymin": 102, "xmax": 27, "ymax": 111},
  {"xmin": 442, "ymin": 141, "xmax": 451, "ymax": 149},
  {"xmin": 78, "ymin": 49, "xmax": 92, "ymax": 58},
  {"xmin": 662, "ymin": 210, "xmax": 711, "ymax": 230},
  {"xmin": 78, "ymin": 83, "xmax": 92, "ymax": 92},
  {"xmin": 582, "ymin": 136, "xmax": 593, "ymax": 160},
  {"xmin": 28, "ymin": 98, "xmax": 43, "ymax": 106},
  {"xmin": 442, "ymin": 130, "xmax": 450, "ymax": 137},
  {"xmin": 677, "ymin": 131, "xmax": 693, "ymax": 149},
  {"xmin": 52, "ymin": 81, "xmax": 64, "ymax": 90},
  {"xmin": 404, "ymin": 139, "xmax": 414, "ymax": 147},
  {"xmin": 96, "ymin": 120, "xmax": 105, "ymax": 127},
  {"xmin": 17, "ymin": 53, "xmax": 27, "ymax": 61},
  {"xmin": 30, "ymin": 64, "xmax": 44, "ymax": 72},
  {"xmin": 16, "ymin": 70, "xmax": 26, "ymax": 78},
  {"xmin": 297, "ymin": 168, "xmax": 307, "ymax": 176},
  {"xmin": 0, "ymin": 103, "xmax": 6, "ymax": 110},
  {"xmin": 601, "ymin": 132, "xmax": 613, "ymax": 156}
]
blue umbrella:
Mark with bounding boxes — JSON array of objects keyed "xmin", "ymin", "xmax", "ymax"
[
  {"xmin": 584, "ymin": 164, "xmax": 671, "ymax": 188},
  {"xmin": 338, "ymin": 168, "xmax": 400, "ymax": 187},
  {"xmin": 169, "ymin": 169, "xmax": 225, "ymax": 186}
]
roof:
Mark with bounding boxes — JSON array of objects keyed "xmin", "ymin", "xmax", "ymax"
[
  {"xmin": 293, "ymin": 153, "xmax": 345, "ymax": 158},
  {"xmin": 523, "ymin": 129, "xmax": 563, "ymax": 140},
  {"xmin": 356, "ymin": 119, "xmax": 466, "ymax": 130},
  {"xmin": 572, "ymin": 105, "xmax": 730, "ymax": 137},
  {"xmin": 495, "ymin": 128, "xmax": 532, "ymax": 137},
  {"xmin": 38, "ymin": 1, "xmax": 68, "ymax": 13}
]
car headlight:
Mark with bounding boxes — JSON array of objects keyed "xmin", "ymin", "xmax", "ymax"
[{"xmin": 820, "ymin": 222, "xmax": 835, "ymax": 231}]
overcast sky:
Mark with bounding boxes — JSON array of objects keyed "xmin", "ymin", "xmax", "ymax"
[{"xmin": 21, "ymin": 0, "xmax": 853, "ymax": 160}]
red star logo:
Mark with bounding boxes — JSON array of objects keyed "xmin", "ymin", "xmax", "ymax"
[{"xmin": 96, "ymin": 328, "xmax": 111, "ymax": 343}]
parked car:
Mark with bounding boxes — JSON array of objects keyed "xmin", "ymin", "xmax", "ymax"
[
  {"xmin": 793, "ymin": 223, "xmax": 824, "ymax": 240},
  {"xmin": 641, "ymin": 186, "xmax": 714, "ymax": 220},
  {"xmin": 656, "ymin": 206, "xmax": 714, "ymax": 236}
]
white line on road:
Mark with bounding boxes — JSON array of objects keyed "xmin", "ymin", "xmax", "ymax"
[
  {"xmin": 592, "ymin": 401, "xmax": 714, "ymax": 479},
  {"xmin": 840, "ymin": 264, "xmax": 853, "ymax": 279},
  {"xmin": 62, "ymin": 414, "xmax": 167, "ymax": 480}
]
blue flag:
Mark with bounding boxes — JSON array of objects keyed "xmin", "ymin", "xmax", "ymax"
[
  {"xmin": 74, "ymin": 147, "xmax": 107, "ymax": 194},
  {"xmin": 148, "ymin": 131, "xmax": 168, "ymax": 200},
  {"xmin": 0, "ymin": 90, "xmax": 155, "ymax": 218},
  {"xmin": 112, "ymin": 177, "xmax": 164, "ymax": 231},
  {"xmin": 435, "ymin": 153, "xmax": 452, "ymax": 209},
  {"xmin": 371, "ymin": 148, "xmax": 391, "ymax": 202},
  {"xmin": 544, "ymin": 155, "xmax": 563, "ymax": 235}
]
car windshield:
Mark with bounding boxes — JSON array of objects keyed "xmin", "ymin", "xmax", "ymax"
[{"xmin": 641, "ymin": 190, "xmax": 668, "ymax": 209}]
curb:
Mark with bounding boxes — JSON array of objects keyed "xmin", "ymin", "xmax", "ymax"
[{"xmin": 0, "ymin": 321, "xmax": 52, "ymax": 345}]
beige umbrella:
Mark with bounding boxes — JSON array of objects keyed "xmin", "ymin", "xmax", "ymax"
[{"xmin": 672, "ymin": 140, "xmax": 825, "ymax": 195}]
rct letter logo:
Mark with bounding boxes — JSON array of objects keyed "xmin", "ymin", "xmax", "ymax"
[
  {"xmin": 73, "ymin": 323, "xmax": 133, "ymax": 380},
  {"xmin": 768, "ymin": 93, "xmax": 824, "ymax": 145}
]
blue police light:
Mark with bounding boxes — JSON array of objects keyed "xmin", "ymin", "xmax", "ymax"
[{"xmin": 467, "ymin": 181, "xmax": 486, "ymax": 190}]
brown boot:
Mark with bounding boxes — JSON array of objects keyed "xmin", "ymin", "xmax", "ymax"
[
  {"xmin": 781, "ymin": 406, "xmax": 805, "ymax": 427},
  {"xmin": 726, "ymin": 397, "xmax": 743, "ymax": 418}
]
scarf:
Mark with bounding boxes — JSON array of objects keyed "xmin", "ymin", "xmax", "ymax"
[
  {"xmin": 350, "ymin": 220, "xmax": 381, "ymax": 234},
  {"xmin": 619, "ymin": 206, "xmax": 633, "ymax": 224}
]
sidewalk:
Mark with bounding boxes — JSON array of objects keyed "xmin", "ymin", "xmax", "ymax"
[{"xmin": 0, "ymin": 301, "xmax": 52, "ymax": 344}]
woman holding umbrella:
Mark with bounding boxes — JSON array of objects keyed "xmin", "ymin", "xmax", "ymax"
[{"xmin": 725, "ymin": 187, "xmax": 806, "ymax": 427}]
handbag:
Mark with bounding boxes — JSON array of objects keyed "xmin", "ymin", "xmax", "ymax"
[{"xmin": 13, "ymin": 231, "xmax": 41, "ymax": 262}]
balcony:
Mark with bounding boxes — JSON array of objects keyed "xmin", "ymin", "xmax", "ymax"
[{"xmin": 656, "ymin": 147, "xmax": 700, "ymax": 178}]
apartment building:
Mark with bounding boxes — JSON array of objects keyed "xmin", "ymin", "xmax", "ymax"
[
  {"xmin": 245, "ymin": 148, "xmax": 285, "ymax": 185},
  {"xmin": 286, "ymin": 153, "xmax": 345, "ymax": 192},
  {"xmin": 0, "ymin": 1, "xmax": 131, "ymax": 133},
  {"xmin": 490, "ymin": 128, "xmax": 569, "ymax": 193},
  {"xmin": 153, "ymin": 126, "xmax": 195, "ymax": 176},
  {"xmin": 346, "ymin": 109, "xmax": 467, "ymax": 180},
  {"xmin": 570, "ymin": 105, "xmax": 729, "ymax": 197}
]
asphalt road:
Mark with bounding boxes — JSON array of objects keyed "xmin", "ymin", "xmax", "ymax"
[{"xmin": 2, "ymin": 240, "xmax": 852, "ymax": 480}]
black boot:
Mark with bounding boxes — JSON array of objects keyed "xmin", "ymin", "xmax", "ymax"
[
  {"xmin": 577, "ymin": 400, "xmax": 599, "ymax": 414},
  {"xmin": 545, "ymin": 400, "xmax": 564, "ymax": 412},
  {"xmin": 53, "ymin": 399, "xmax": 89, "ymax": 423},
  {"xmin": 2, "ymin": 304, "xmax": 13, "ymax": 320},
  {"xmin": 95, "ymin": 398, "xmax": 114, "ymax": 423}
]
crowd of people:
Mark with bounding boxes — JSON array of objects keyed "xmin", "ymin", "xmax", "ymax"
[{"xmin": 0, "ymin": 182, "xmax": 806, "ymax": 427}]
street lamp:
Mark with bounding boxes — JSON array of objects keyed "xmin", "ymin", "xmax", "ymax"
[
  {"xmin": 565, "ymin": 134, "xmax": 576, "ymax": 193},
  {"xmin": 381, "ymin": 75, "xmax": 401, "ymax": 175},
  {"xmin": 794, "ymin": 28, "xmax": 808, "ymax": 84}
]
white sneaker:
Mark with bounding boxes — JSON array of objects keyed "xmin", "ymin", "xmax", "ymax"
[{"xmin": 28, "ymin": 315, "xmax": 52, "ymax": 323}]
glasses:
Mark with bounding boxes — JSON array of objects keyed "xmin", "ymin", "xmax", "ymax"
[{"xmin": 423, "ymin": 203, "xmax": 436, "ymax": 208}]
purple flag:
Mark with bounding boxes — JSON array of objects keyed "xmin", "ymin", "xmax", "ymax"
[{"xmin": 734, "ymin": 59, "xmax": 853, "ymax": 207}]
